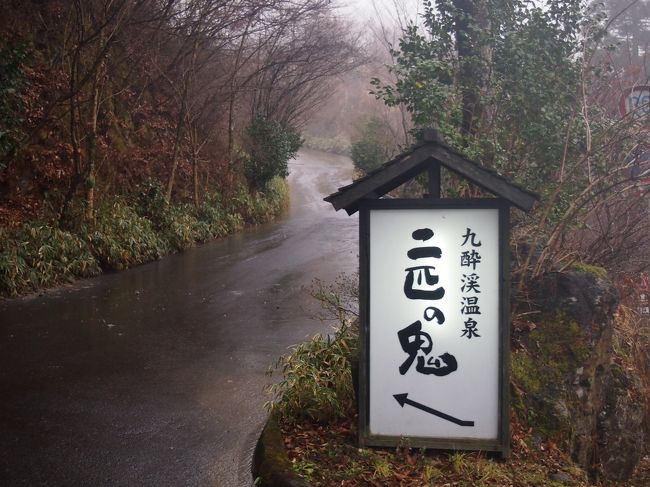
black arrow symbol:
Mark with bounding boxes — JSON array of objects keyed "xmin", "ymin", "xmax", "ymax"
[{"xmin": 393, "ymin": 393, "xmax": 475, "ymax": 427}]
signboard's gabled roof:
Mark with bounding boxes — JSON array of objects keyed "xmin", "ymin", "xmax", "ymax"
[{"xmin": 324, "ymin": 129, "xmax": 540, "ymax": 215}]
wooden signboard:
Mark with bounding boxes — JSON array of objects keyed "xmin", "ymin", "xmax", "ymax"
[
  {"xmin": 358, "ymin": 199, "xmax": 510, "ymax": 455},
  {"xmin": 325, "ymin": 131, "xmax": 539, "ymax": 457}
]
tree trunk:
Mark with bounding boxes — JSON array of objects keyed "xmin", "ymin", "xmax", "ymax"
[
  {"xmin": 60, "ymin": 47, "xmax": 83, "ymax": 227},
  {"xmin": 85, "ymin": 62, "xmax": 102, "ymax": 221},
  {"xmin": 451, "ymin": 0, "xmax": 491, "ymax": 141},
  {"xmin": 227, "ymin": 18, "xmax": 252, "ymax": 163},
  {"xmin": 165, "ymin": 99, "xmax": 186, "ymax": 202},
  {"xmin": 227, "ymin": 93, "xmax": 236, "ymax": 161},
  {"xmin": 192, "ymin": 149, "xmax": 200, "ymax": 208},
  {"xmin": 166, "ymin": 38, "xmax": 198, "ymax": 202}
]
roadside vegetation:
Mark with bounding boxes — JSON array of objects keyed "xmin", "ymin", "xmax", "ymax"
[
  {"xmin": 0, "ymin": 0, "xmax": 363, "ymax": 297},
  {"xmin": 0, "ymin": 178, "xmax": 288, "ymax": 296},
  {"xmin": 266, "ymin": 275, "xmax": 359, "ymax": 423}
]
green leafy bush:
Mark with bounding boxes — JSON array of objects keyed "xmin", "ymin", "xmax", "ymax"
[
  {"xmin": 163, "ymin": 205, "xmax": 211, "ymax": 250},
  {"xmin": 248, "ymin": 177, "xmax": 290, "ymax": 224},
  {"xmin": 134, "ymin": 180, "xmax": 171, "ymax": 231},
  {"xmin": 0, "ymin": 222, "xmax": 100, "ymax": 296},
  {"xmin": 243, "ymin": 115, "xmax": 302, "ymax": 190},
  {"xmin": 224, "ymin": 183, "xmax": 255, "ymax": 223},
  {"xmin": 196, "ymin": 192, "xmax": 232, "ymax": 238},
  {"xmin": 85, "ymin": 199, "xmax": 163, "ymax": 270},
  {"xmin": 261, "ymin": 176, "xmax": 290, "ymax": 216},
  {"xmin": 202, "ymin": 187, "xmax": 247, "ymax": 232},
  {"xmin": 350, "ymin": 117, "xmax": 394, "ymax": 175}
]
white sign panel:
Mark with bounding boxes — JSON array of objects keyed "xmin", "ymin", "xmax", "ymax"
[{"xmin": 368, "ymin": 207, "xmax": 500, "ymax": 441}]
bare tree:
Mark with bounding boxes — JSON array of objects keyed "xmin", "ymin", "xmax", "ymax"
[{"xmin": 250, "ymin": 6, "xmax": 364, "ymax": 127}]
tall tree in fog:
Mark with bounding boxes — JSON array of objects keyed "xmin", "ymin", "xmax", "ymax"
[
  {"xmin": 605, "ymin": 0, "xmax": 650, "ymax": 62},
  {"xmin": 372, "ymin": 0, "xmax": 650, "ymax": 278}
]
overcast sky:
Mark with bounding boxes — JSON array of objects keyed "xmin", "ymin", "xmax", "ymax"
[{"xmin": 336, "ymin": 0, "xmax": 423, "ymax": 25}]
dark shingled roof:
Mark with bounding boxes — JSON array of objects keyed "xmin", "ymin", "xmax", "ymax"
[{"xmin": 324, "ymin": 129, "xmax": 540, "ymax": 215}]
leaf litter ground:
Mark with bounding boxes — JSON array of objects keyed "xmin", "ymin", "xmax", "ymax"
[{"xmin": 281, "ymin": 416, "xmax": 650, "ymax": 486}]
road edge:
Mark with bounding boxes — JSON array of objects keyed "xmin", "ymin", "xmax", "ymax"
[{"xmin": 252, "ymin": 416, "xmax": 311, "ymax": 487}]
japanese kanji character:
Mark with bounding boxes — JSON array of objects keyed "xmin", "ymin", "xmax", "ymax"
[
  {"xmin": 461, "ymin": 318, "xmax": 481, "ymax": 339},
  {"xmin": 461, "ymin": 273, "xmax": 481, "ymax": 293},
  {"xmin": 397, "ymin": 321, "xmax": 457, "ymax": 376},
  {"xmin": 404, "ymin": 266, "xmax": 445, "ymax": 300},
  {"xmin": 461, "ymin": 296, "xmax": 481, "ymax": 315},
  {"xmin": 461, "ymin": 250, "xmax": 482, "ymax": 270},
  {"xmin": 461, "ymin": 228, "xmax": 482, "ymax": 247}
]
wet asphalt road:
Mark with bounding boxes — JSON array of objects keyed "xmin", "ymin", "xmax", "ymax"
[{"xmin": 0, "ymin": 149, "xmax": 357, "ymax": 486}]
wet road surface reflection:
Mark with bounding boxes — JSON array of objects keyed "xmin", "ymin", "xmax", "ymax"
[{"xmin": 0, "ymin": 149, "xmax": 357, "ymax": 486}]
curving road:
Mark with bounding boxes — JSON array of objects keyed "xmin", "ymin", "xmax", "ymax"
[{"xmin": 0, "ymin": 149, "xmax": 357, "ymax": 486}]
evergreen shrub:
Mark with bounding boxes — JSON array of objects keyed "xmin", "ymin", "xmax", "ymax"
[
  {"xmin": 350, "ymin": 117, "xmax": 394, "ymax": 175},
  {"xmin": 243, "ymin": 115, "xmax": 302, "ymax": 190}
]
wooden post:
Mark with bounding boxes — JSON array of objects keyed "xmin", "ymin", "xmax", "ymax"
[{"xmin": 427, "ymin": 162, "xmax": 441, "ymax": 199}]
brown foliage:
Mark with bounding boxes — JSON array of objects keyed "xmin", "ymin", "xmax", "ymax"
[{"xmin": 0, "ymin": 0, "xmax": 363, "ymax": 225}]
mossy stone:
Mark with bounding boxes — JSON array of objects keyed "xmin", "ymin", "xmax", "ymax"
[{"xmin": 570, "ymin": 262, "xmax": 608, "ymax": 279}]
